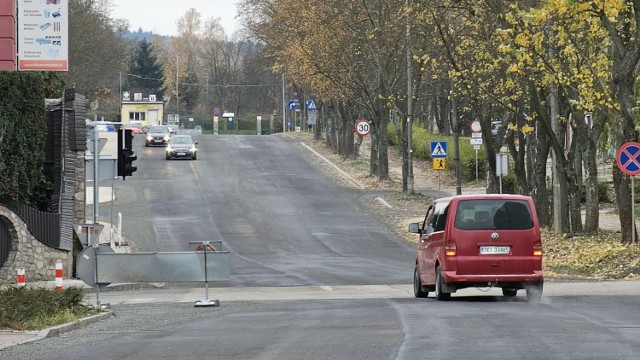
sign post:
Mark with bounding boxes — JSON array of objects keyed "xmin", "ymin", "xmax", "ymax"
[
  {"xmin": 616, "ymin": 142, "xmax": 640, "ymax": 246},
  {"xmin": 470, "ymin": 119, "xmax": 482, "ymax": 181},
  {"xmin": 431, "ymin": 141, "xmax": 447, "ymax": 196},
  {"xmin": 496, "ymin": 153, "xmax": 508, "ymax": 194}
]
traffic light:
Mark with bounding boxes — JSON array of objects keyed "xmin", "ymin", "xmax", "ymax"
[{"xmin": 117, "ymin": 128, "xmax": 137, "ymax": 180}]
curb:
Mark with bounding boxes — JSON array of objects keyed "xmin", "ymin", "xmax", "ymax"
[
  {"xmin": 81, "ymin": 282, "xmax": 166, "ymax": 293},
  {"xmin": 0, "ymin": 311, "xmax": 114, "ymax": 350},
  {"xmin": 300, "ymin": 142, "xmax": 365, "ymax": 190},
  {"xmin": 40, "ymin": 311, "xmax": 114, "ymax": 339}
]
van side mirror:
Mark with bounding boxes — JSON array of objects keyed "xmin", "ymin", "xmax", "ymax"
[{"xmin": 408, "ymin": 223, "xmax": 421, "ymax": 233}]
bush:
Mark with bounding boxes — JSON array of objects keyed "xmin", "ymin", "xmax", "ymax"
[
  {"xmin": 498, "ymin": 173, "xmax": 518, "ymax": 194},
  {"xmin": 388, "ymin": 123, "xmax": 487, "ymax": 181},
  {"xmin": 463, "ymin": 153, "xmax": 488, "ymax": 182},
  {"xmin": 0, "ymin": 286, "xmax": 96, "ymax": 330}
]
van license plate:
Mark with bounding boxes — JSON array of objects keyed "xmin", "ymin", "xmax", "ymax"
[{"xmin": 480, "ymin": 246, "xmax": 510, "ymax": 254}]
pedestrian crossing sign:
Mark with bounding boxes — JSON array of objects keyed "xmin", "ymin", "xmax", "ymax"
[
  {"xmin": 430, "ymin": 141, "xmax": 447, "ymax": 158},
  {"xmin": 433, "ymin": 158, "xmax": 446, "ymax": 170}
]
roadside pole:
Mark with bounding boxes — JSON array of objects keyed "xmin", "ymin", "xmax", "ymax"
[
  {"xmin": 616, "ymin": 142, "xmax": 640, "ymax": 247},
  {"xmin": 93, "ymin": 114, "xmax": 99, "ymax": 223}
]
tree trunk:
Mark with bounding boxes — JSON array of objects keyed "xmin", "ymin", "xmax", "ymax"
[
  {"xmin": 506, "ymin": 111, "xmax": 529, "ymax": 195},
  {"xmin": 370, "ymin": 122, "xmax": 380, "ymax": 176},
  {"xmin": 532, "ymin": 127, "xmax": 551, "ymax": 228},
  {"xmin": 583, "ymin": 142, "xmax": 600, "ymax": 233},
  {"xmin": 377, "ymin": 108, "xmax": 389, "ymax": 181},
  {"xmin": 398, "ymin": 110, "xmax": 409, "ymax": 191},
  {"xmin": 598, "ymin": 1, "xmax": 640, "ymax": 242},
  {"xmin": 577, "ymin": 112, "xmax": 604, "ymax": 234}
]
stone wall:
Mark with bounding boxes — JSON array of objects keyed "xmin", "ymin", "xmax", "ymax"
[{"xmin": 0, "ymin": 205, "xmax": 69, "ymax": 284}]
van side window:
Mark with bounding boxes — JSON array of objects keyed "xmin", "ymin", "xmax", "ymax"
[
  {"xmin": 433, "ymin": 203, "xmax": 449, "ymax": 232},
  {"xmin": 422, "ymin": 207, "xmax": 435, "ymax": 234}
]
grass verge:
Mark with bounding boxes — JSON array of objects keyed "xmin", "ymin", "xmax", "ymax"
[{"xmin": 0, "ymin": 286, "xmax": 100, "ymax": 331}]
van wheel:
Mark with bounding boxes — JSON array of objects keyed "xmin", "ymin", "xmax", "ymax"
[
  {"xmin": 414, "ymin": 265, "xmax": 429, "ymax": 298},
  {"xmin": 502, "ymin": 288, "xmax": 518, "ymax": 297},
  {"xmin": 526, "ymin": 279, "xmax": 543, "ymax": 302},
  {"xmin": 434, "ymin": 266, "xmax": 451, "ymax": 301}
]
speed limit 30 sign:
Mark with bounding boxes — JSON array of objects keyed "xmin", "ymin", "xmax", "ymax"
[{"xmin": 355, "ymin": 120, "xmax": 371, "ymax": 136}]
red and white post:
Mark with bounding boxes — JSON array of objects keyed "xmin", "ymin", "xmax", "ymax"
[
  {"xmin": 55, "ymin": 262, "xmax": 63, "ymax": 292},
  {"xmin": 17, "ymin": 268, "xmax": 25, "ymax": 286}
]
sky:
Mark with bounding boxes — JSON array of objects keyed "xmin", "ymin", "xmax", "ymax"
[{"xmin": 110, "ymin": 0, "xmax": 241, "ymax": 36}]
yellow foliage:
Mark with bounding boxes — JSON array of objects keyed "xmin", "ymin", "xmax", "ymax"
[{"xmin": 543, "ymin": 228, "xmax": 640, "ymax": 280}]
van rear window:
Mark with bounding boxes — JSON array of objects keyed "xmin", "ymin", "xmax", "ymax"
[{"xmin": 454, "ymin": 199, "xmax": 533, "ymax": 230}]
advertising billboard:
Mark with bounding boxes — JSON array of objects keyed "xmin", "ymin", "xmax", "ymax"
[{"xmin": 17, "ymin": 0, "xmax": 68, "ymax": 71}]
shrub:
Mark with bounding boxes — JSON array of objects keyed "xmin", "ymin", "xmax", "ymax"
[
  {"xmin": 463, "ymin": 153, "xmax": 488, "ymax": 181},
  {"xmin": 0, "ymin": 286, "xmax": 95, "ymax": 330},
  {"xmin": 386, "ymin": 123, "xmax": 504, "ymax": 183}
]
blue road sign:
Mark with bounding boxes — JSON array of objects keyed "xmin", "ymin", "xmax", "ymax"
[
  {"xmin": 306, "ymin": 100, "xmax": 317, "ymax": 110},
  {"xmin": 288, "ymin": 100, "xmax": 297, "ymax": 111},
  {"xmin": 430, "ymin": 141, "xmax": 447, "ymax": 158},
  {"xmin": 617, "ymin": 142, "xmax": 640, "ymax": 176}
]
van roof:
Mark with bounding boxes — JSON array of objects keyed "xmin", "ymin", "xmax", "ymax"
[{"xmin": 433, "ymin": 194, "xmax": 532, "ymax": 203}]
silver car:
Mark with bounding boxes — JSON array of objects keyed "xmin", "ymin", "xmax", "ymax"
[
  {"xmin": 145, "ymin": 125, "xmax": 171, "ymax": 146},
  {"xmin": 166, "ymin": 135, "xmax": 198, "ymax": 160}
]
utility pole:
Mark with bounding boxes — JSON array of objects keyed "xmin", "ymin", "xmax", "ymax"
[
  {"xmin": 176, "ymin": 57, "xmax": 179, "ymax": 124},
  {"xmin": 452, "ymin": 83, "xmax": 462, "ymax": 195},
  {"xmin": 282, "ymin": 74, "xmax": 286, "ymax": 132},
  {"xmin": 406, "ymin": 0, "xmax": 414, "ymax": 193}
]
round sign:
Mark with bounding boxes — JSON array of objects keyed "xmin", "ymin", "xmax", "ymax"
[
  {"xmin": 470, "ymin": 119, "xmax": 481, "ymax": 133},
  {"xmin": 76, "ymin": 244, "xmax": 115, "ymax": 287},
  {"xmin": 355, "ymin": 120, "xmax": 371, "ymax": 136},
  {"xmin": 616, "ymin": 142, "xmax": 640, "ymax": 176},
  {"xmin": 213, "ymin": 107, "xmax": 220, "ymax": 115}
]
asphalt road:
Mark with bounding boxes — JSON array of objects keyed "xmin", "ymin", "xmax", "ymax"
[
  {"xmin": 3, "ymin": 133, "xmax": 640, "ymax": 359},
  {"xmin": 112, "ymin": 133, "xmax": 415, "ymax": 286}
]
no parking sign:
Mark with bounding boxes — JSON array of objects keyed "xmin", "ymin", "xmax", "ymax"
[
  {"xmin": 616, "ymin": 142, "xmax": 640, "ymax": 245},
  {"xmin": 617, "ymin": 142, "xmax": 640, "ymax": 176}
]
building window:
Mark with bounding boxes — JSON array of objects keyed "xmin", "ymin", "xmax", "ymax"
[{"xmin": 129, "ymin": 112, "xmax": 146, "ymax": 122}]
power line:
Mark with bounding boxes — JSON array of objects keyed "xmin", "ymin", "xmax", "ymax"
[{"xmin": 121, "ymin": 72, "xmax": 270, "ymax": 88}]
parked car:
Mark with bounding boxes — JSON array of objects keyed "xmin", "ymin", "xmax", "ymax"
[
  {"xmin": 86, "ymin": 119, "xmax": 116, "ymax": 132},
  {"xmin": 122, "ymin": 123, "xmax": 143, "ymax": 135},
  {"xmin": 145, "ymin": 125, "xmax": 171, "ymax": 147},
  {"xmin": 167, "ymin": 124, "xmax": 179, "ymax": 135},
  {"xmin": 409, "ymin": 194, "xmax": 543, "ymax": 301},
  {"xmin": 165, "ymin": 135, "xmax": 197, "ymax": 160}
]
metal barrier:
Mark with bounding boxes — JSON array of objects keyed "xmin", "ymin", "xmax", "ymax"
[{"xmin": 77, "ymin": 241, "xmax": 230, "ymax": 307}]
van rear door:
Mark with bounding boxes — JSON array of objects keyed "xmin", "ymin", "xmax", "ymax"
[{"xmin": 453, "ymin": 199, "xmax": 537, "ymax": 276}]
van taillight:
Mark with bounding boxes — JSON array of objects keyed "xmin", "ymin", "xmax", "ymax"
[
  {"xmin": 445, "ymin": 241, "xmax": 457, "ymax": 256},
  {"xmin": 533, "ymin": 243, "xmax": 543, "ymax": 256}
]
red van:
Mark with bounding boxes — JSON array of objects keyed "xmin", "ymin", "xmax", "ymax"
[{"xmin": 409, "ymin": 194, "xmax": 543, "ymax": 301}]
